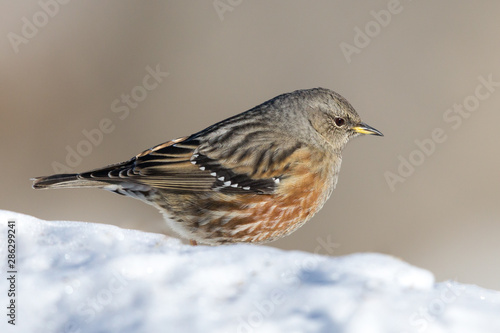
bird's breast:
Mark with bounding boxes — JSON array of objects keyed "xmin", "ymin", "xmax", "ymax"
[{"xmin": 198, "ymin": 148, "xmax": 341, "ymax": 243}]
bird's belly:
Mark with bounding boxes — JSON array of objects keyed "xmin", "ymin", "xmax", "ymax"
[{"xmin": 195, "ymin": 171, "xmax": 334, "ymax": 244}]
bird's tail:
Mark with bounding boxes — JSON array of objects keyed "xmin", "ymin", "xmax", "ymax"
[{"xmin": 32, "ymin": 173, "xmax": 107, "ymax": 189}]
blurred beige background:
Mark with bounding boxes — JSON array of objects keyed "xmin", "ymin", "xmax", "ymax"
[{"xmin": 2, "ymin": 1, "xmax": 500, "ymax": 289}]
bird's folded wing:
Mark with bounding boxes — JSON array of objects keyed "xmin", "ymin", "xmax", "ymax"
[{"xmin": 79, "ymin": 133, "xmax": 305, "ymax": 195}]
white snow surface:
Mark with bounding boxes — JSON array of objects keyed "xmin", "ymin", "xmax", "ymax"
[{"xmin": 1, "ymin": 210, "xmax": 500, "ymax": 333}]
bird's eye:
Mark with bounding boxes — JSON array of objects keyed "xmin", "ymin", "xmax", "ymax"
[{"xmin": 334, "ymin": 117, "xmax": 345, "ymax": 127}]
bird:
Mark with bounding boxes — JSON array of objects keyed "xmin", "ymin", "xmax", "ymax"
[{"xmin": 33, "ymin": 88, "xmax": 382, "ymax": 245}]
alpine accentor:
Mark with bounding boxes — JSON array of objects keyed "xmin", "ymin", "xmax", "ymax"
[{"xmin": 33, "ymin": 88, "xmax": 382, "ymax": 245}]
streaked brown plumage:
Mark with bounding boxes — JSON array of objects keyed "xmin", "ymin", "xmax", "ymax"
[{"xmin": 33, "ymin": 88, "xmax": 382, "ymax": 245}]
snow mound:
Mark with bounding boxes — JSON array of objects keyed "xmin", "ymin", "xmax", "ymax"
[{"xmin": 1, "ymin": 210, "xmax": 500, "ymax": 333}]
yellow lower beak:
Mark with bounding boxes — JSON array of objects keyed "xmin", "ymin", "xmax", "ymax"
[{"xmin": 352, "ymin": 123, "xmax": 383, "ymax": 136}]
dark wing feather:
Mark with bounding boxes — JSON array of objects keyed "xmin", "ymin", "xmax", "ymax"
[
  {"xmin": 79, "ymin": 124, "xmax": 303, "ymax": 195},
  {"xmin": 80, "ymin": 137, "xmax": 215, "ymax": 192}
]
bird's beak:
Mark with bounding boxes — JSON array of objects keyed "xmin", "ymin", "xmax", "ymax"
[{"xmin": 352, "ymin": 123, "xmax": 383, "ymax": 136}]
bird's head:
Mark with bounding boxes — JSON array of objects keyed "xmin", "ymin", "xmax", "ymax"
[{"xmin": 304, "ymin": 88, "xmax": 383, "ymax": 152}]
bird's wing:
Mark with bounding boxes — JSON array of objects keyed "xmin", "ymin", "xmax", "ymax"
[{"xmin": 79, "ymin": 131, "xmax": 306, "ymax": 195}]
